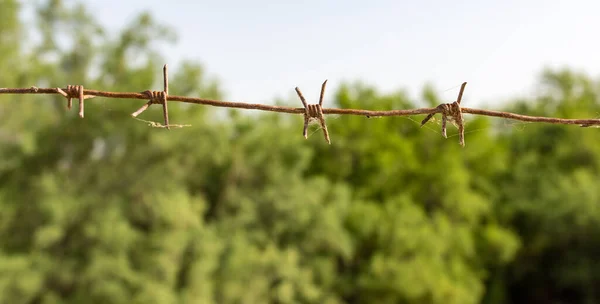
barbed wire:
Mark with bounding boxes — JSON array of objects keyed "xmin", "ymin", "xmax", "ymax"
[{"xmin": 1, "ymin": 64, "xmax": 599, "ymax": 146}]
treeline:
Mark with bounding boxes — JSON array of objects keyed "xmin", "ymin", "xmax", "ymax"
[{"xmin": 1, "ymin": 1, "xmax": 599, "ymax": 303}]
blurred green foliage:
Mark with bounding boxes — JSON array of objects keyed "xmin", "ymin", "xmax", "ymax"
[{"xmin": 1, "ymin": 1, "xmax": 600, "ymax": 303}]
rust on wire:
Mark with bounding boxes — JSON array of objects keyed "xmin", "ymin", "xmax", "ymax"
[
  {"xmin": 295, "ymin": 80, "xmax": 331, "ymax": 144},
  {"xmin": 1, "ymin": 64, "xmax": 600, "ymax": 146},
  {"xmin": 131, "ymin": 64, "xmax": 170, "ymax": 129},
  {"xmin": 162, "ymin": 64, "xmax": 170, "ymax": 129},
  {"xmin": 55, "ymin": 84, "xmax": 94, "ymax": 118},
  {"xmin": 421, "ymin": 82, "xmax": 467, "ymax": 146}
]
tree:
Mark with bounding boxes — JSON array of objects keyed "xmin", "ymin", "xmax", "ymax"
[{"xmin": 496, "ymin": 69, "xmax": 600, "ymax": 304}]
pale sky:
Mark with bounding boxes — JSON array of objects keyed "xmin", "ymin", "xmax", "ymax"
[{"xmin": 32, "ymin": 1, "xmax": 600, "ymax": 106}]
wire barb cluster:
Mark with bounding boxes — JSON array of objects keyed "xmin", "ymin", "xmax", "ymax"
[
  {"xmin": 56, "ymin": 84, "xmax": 95, "ymax": 118},
  {"xmin": 1, "ymin": 63, "xmax": 600, "ymax": 147},
  {"xmin": 131, "ymin": 64, "xmax": 170, "ymax": 129},
  {"xmin": 295, "ymin": 80, "xmax": 330, "ymax": 144},
  {"xmin": 421, "ymin": 82, "xmax": 467, "ymax": 146}
]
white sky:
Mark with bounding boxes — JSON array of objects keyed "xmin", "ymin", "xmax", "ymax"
[{"xmin": 34, "ymin": 0, "xmax": 600, "ymax": 106}]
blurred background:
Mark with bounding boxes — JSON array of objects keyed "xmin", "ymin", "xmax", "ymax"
[{"xmin": 1, "ymin": 0, "xmax": 600, "ymax": 303}]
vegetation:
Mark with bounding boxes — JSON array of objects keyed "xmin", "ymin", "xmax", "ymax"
[{"xmin": 1, "ymin": 1, "xmax": 599, "ymax": 303}]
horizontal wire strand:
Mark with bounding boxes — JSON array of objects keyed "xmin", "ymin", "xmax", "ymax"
[{"xmin": 2, "ymin": 70, "xmax": 599, "ymax": 148}]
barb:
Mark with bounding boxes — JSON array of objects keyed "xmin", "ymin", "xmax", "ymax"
[
  {"xmin": 56, "ymin": 84, "xmax": 95, "ymax": 118},
  {"xmin": 131, "ymin": 64, "xmax": 170, "ymax": 129},
  {"xmin": 421, "ymin": 82, "xmax": 466, "ymax": 146},
  {"xmin": 1, "ymin": 64, "xmax": 600, "ymax": 146},
  {"xmin": 295, "ymin": 80, "xmax": 330, "ymax": 144}
]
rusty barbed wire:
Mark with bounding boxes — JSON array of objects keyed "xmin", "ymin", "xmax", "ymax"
[{"xmin": 1, "ymin": 64, "xmax": 600, "ymax": 146}]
